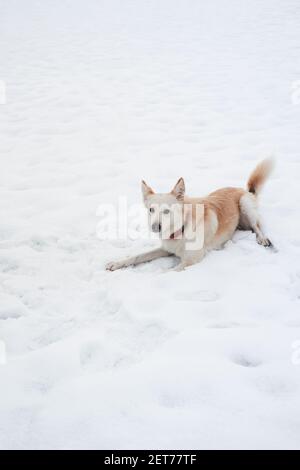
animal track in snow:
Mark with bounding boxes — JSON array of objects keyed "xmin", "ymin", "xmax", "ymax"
[
  {"xmin": 80, "ymin": 339, "xmax": 128, "ymax": 371},
  {"xmin": 0, "ymin": 256, "xmax": 19, "ymax": 273},
  {"xmin": 0, "ymin": 294, "xmax": 28, "ymax": 320},
  {"xmin": 231, "ymin": 354, "xmax": 262, "ymax": 368}
]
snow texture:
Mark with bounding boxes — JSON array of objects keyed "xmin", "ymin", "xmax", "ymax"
[{"xmin": 0, "ymin": 0, "xmax": 300, "ymax": 449}]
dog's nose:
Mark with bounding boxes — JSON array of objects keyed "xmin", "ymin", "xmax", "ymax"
[{"xmin": 151, "ymin": 222, "xmax": 161, "ymax": 233}]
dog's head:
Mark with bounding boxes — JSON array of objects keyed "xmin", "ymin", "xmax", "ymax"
[{"xmin": 141, "ymin": 178, "xmax": 185, "ymax": 240}]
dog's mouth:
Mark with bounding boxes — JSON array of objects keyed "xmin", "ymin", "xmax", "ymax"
[{"xmin": 169, "ymin": 225, "xmax": 185, "ymax": 240}]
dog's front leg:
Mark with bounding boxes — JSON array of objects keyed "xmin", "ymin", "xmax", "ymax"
[
  {"xmin": 106, "ymin": 248, "xmax": 171, "ymax": 271},
  {"xmin": 173, "ymin": 249, "xmax": 206, "ymax": 272}
]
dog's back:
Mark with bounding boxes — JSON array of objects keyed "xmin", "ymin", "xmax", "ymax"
[{"xmin": 184, "ymin": 159, "xmax": 274, "ymax": 250}]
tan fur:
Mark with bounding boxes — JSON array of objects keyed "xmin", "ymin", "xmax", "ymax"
[
  {"xmin": 106, "ymin": 159, "xmax": 274, "ymax": 272},
  {"xmin": 247, "ymin": 158, "xmax": 274, "ymax": 195},
  {"xmin": 185, "ymin": 187, "xmax": 246, "ymax": 247}
]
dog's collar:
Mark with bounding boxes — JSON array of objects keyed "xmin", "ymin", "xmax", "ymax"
[{"xmin": 169, "ymin": 225, "xmax": 185, "ymax": 240}]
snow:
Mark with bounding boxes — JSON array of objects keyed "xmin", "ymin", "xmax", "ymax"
[{"xmin": 1, "ymin": 0, "xmax": 300, "ymax": 450}]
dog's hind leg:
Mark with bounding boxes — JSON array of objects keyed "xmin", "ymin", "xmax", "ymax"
[
  {"xmin": 106, "ymin": 248, "xmax": 172, "ymax": 271},
  {"xmin": 239, "ymin": 193, "xmax": 273, "ymax": 247}
]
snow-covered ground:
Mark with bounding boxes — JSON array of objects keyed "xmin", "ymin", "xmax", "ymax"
[{"xmin": 1, "ymin": 0, "xmax": 300, "ymax": 449}]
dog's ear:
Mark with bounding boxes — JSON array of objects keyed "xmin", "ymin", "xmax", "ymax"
[
  {"xmin": 171, "ymin": 177, "xmax": 185, "ymax": 201},
  {"xmin": 141, "ymin": 180, "xmax": 154, "ymax": 202}
]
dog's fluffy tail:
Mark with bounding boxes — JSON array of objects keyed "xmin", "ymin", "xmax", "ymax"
[{"xmin": 247, "ymin": 158, "xmax": 274, "ymax": 196}]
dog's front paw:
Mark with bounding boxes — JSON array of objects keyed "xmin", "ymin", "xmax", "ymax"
[{"xmin": 106, "ymin": 261, "xmax": 122, "ymax": 271}]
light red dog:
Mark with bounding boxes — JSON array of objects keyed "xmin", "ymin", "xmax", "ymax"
[{"xmin": 106, "ymin": 159, "xmax": 274, "ymax": 272}]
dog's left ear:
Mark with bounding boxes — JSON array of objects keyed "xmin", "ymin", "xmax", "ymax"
[
  {"xmin": 171, "ymin": 177, "xmax": 185, "ymax": 201},
  {"xmin": 141, "ymin": 180, "xmax": 154, "ymax": 202}
]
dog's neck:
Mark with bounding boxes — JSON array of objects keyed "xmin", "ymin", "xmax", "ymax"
[{"xmin": 169, "ymin": 202, "xmax": 191, "ymax": 240}]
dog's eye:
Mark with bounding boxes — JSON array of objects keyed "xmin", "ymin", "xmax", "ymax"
[
  {"xmin": 149, "ymin": 207, "xmax": 154, "ymax": 213},
  {"xmin": 163, "ymin": 209, "xmax": 170, "ymax": 215}
]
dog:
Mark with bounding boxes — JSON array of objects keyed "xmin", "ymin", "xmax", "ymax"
[{"xmin": 106, "ymin": 159, "xmax": 274, "ymax": 272}]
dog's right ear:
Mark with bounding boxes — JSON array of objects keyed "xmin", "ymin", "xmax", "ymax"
[
  {"xmin": 171, "ymin": 177, "xmax": 185, "ymax": 201},
  {"xmin": 141, "ymin": 180, "xmax": 154, "ymax": 203}
]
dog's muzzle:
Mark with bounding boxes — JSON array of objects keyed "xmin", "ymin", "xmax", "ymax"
[{"xmin": 151, "ymin": 222, "xmax": 161, "ymax": 233}]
